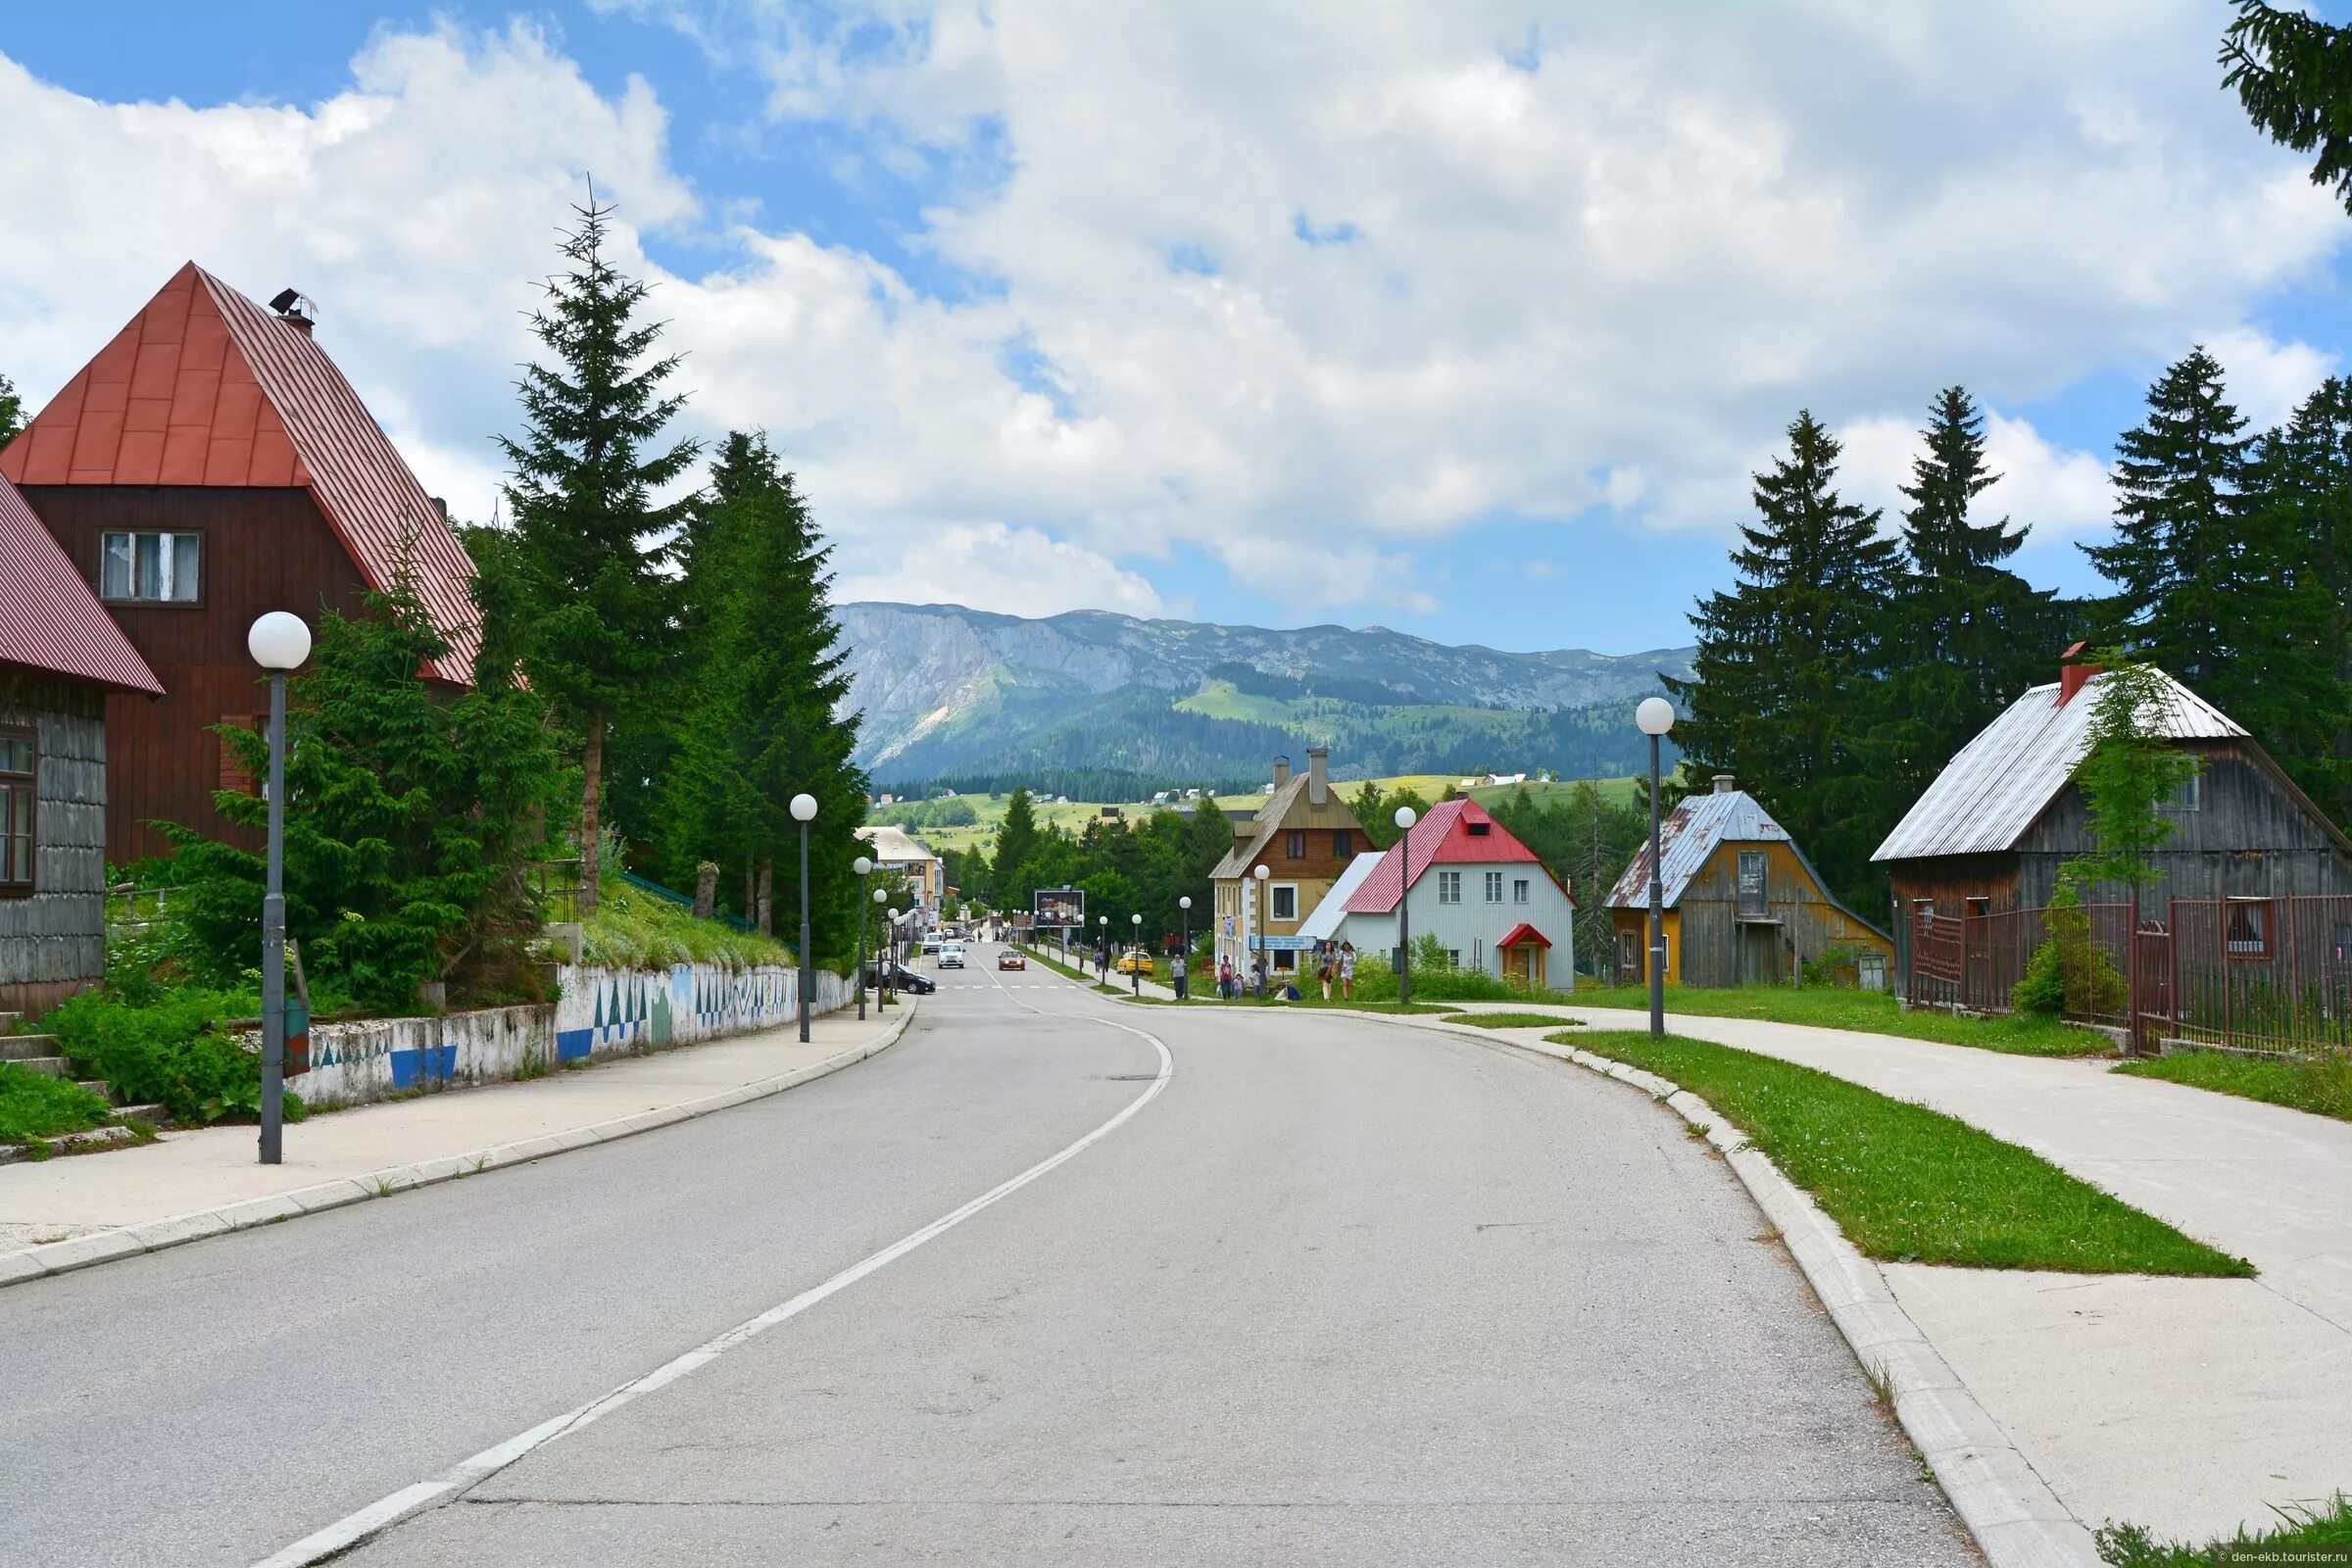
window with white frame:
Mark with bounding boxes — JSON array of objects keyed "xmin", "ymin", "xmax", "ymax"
[
  {"xmin": 1513, "ymin": 878, "xmax": 1530, "ymax": 905},
  {"xmin": 1438, "ymin": 870, "xmax": 1462, "ymax": 905},
  {"xmin": 100, "ymin": 530, "xmax": 201, "ymax": 603},
  {"xmin": 1271, "ymin": 884, "xmax": 1298, "ymax": 921},
  {"xmin": 1484, "ymin": 870, "xmax": 1503, "ymax": 902}
]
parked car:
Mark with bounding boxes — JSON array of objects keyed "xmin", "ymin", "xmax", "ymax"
[
  {"xmin": 998, "ymin": 949, "xmax": 1026, "ymax": 970},
  {"xmin": 1115, "ymin": 947, "xmax": 1153, "ymax": 975},
  {"xmin": 939, "ymin": 944, "xmax": 966, "ymax": 969},
  {"xmin": 864, "ymin": 959, "xmax": 935, "ymax": 994}
]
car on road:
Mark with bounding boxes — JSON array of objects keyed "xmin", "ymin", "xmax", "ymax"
[
  {"xmin": 998, "ymin": 949, "xmax": 1026, "ymax": 970},
  {"xmin": 938, "ymin": 944, "xmax": 966, "ymax": 969},
  {"xmin": 1115, "ymin": 947, "xmax": 1153, "ymax": 975},
  {"xmin": 863, "ymin": 960, "xmax": 935, "ymax": 994}
]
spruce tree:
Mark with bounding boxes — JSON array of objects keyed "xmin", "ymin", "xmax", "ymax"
[
  {"xmin": 1665, "ymin": 411, "xmax": 1900, "ymax": 909},
  {"xmin": 500, "ymin": 190, "xmax": 700, "ymax": 914},
  {"xmin": 2225, "ymin": 2, "xmax": 2352, "ymax": 216},
  {"xmin": 2084, "ymin": 348, "xmax": 2249, "ymax": 695},
  {"xmin": 991, "ymin": 787, "xmax": 1043, "ymax": 911}
]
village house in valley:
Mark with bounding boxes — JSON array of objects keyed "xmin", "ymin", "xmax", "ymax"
[
  {"xmin": 855, "ymin": 823, "xmax": 945, "ymax": 912},
  {"xmin": 0, "ymin": 263, "xmax": 480, "ymax": 862},
  {"xmin": 1323, "ymin": 797, "xmax": 1576, "ymax": 988},
  {"xmin": 1605, "ymin": 774, "xmax": 1892, "ymax": 990},
  {"xmin": 0, "ymin": 472, "xmax": 163, "ymax": 1017},
  {"xmin": 1211, "ymin": 748, "xmax": 1366, "ymax": 977}
]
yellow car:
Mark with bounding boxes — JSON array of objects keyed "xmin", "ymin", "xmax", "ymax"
[{"xmin": 1114, "ymin": 948, "xmax": 1154, "ymax": 975}]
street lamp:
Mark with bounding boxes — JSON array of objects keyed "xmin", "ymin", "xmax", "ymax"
[
  {"xmin": 247, "ymin": 611, "xmax": 311, "ymax": 1165},
  {"xmin": 1178, "ymin": 895, "xmax": 1193, "ymax": 1000},
  {"xmin": 1131, "ymin": 911, "xmax": 1143, "ymax": 995},
  {"xmin": 1636, "ymin": 697, "xmax": 1676, "ymax": 1040},
  {"xmin": 790, "ymin": 793, "xmax": 818, "ymax": 1042},
  {"xmin": 1252, "ymin": 863, "xmax": 1270, "ymax": 996},
  {"xmin": 1394, "ymin": 806, "xmax": 1418, "ymax": 1008},
  {"xmin": 854, "ymin": 856, "xmax": 873, "ymax": 1021}
]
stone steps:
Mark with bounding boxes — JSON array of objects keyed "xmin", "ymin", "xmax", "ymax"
[{"xmin": 1, "ymin": 1035, "xmax": 69, "ymax": 1077}]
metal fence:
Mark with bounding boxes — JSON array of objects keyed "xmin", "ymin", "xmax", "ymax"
[{"xmin": 1901, "ymin": 901, "xmax": 2135, "ymax": 1023}]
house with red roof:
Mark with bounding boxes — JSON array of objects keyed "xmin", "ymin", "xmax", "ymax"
[
  {"xmin": 0, "ymin": 263, "xmax": 479, "ymax": 860},
  {"xmin": 1314, "ymin": 797, "xmax": 1576, "ymax": 990},
  {"xmin": 0, "ymin": 471, "xmax": 162, "ymax": 1016}
]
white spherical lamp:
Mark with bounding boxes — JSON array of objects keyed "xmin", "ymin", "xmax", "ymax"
[
  {"xmin": 1253, "ymin": 863, "xmax": 1269, "ymax": 881},
  {"xmin": 1636, "ymin": 697, "xmax": 1676, "ymax": 737},
  {"xmin": 247, "ymin": 612, "xmax": 312, "ymax": 671},
  {"xmin": 1179, "ymin": 895, "xmax": 1191, "ymax": 909},
  {"xmin": 1394, "ymin": 805, "xmax": 1417, "ymax": 831},
  {"xmin": 854, "ymin": 855, "xmax": 872, "ymax": 876},
  {"xmin": 873, "ymin": 886, "xmax": 887, "ymax": 904},
  {"xmin": 789, "ymin": 793, "xmax": 819, "ymax": 822}
]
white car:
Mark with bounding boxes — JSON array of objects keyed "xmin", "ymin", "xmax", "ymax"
[{"xmin": 937, "ymin": 944, "xmax": 966, "ymax": 968}]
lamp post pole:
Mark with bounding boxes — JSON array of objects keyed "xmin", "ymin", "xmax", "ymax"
[
  {"xmin": 1179, "ymin": 895, "xmax": 1192, "ymax": 996},
  {"xmin": 1636, "ymin": 698, "xmax": 1676, "ymax": 1040},
  {"xmin": 854, "ymin": 856, "xmax": 872, "ymax": 1021},
  {"xmin": 1394, "ymin": 806, "xmax": 1418, "ymax": 1009},
  {"xmin": 1131, "ymin": 911, "xmax": 1143, "ymax": 996},
  {"xmin": 1251, "ymin": 863, "xmax": 1269, "ymax": 997},
  {"xmin": 248, "ymin": 612, "xmax": 311, "ymax": 1166},
  {"xmin": 790, "ymin": 794, "xmax": 818, "ymax": 1042}
]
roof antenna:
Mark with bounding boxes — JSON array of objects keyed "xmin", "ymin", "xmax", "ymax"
[{"xmin": 268, "ymin": 288, "xmax": 317, "ymax": 326}]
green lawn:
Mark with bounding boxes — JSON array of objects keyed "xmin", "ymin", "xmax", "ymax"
[
  {"xmin": 1438, "ymin": 1011, "xmax": 1585, "ymax": 1030},
  {"xmin": 2112, "ymin": 1049, "xmax": 2352, "ymax": 1123},
  {"xmin": 2094, "ymin": 1493, "xmax": 2351, "ymax": 1567},
  {"xmin": 1562, "ymin": 1030, "xmax": 2250, "ymax": 1276},
  {"xmin": 1567, "ymin": 984, "xmax": 2114, "ymax": 1058},
  {"xmin": 0, "ymin": 1062, "xmax": 114, "ymax": 1146},
  {"xmin": 581, "ymin": 877, "xmax": 799, "ymax": 969}
]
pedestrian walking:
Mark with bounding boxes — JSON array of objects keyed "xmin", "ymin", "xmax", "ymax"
[
  {"xmin": 1218, "ymin": 955, "xmax": 1234, "ymax": 999},
  {"xmin": 1317, "ymin": 945, "xmax": 1335, "ymax": 1002},
  {"xmin": 1096, "ymin": 943, "xmax": 1109, "ymax": 982},
  {"xmin": 1339, "ymin": 941, "xmax": 1356, "ymax": 1002},
  {"xmin": 1171, "ymin": 950, "xmax": 1188, "ymax": 1000}
]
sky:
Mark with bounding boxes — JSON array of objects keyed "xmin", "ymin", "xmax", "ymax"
[{"xmin": 3, "ymin": 1, "xmax": 2349, "ymax": 657}]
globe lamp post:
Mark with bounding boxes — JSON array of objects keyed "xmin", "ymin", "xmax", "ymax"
[
  {"xmin": 1635, "ymin": 697, "xmax": 1677, "ymax": 1039},
  {"xmin": 1394, "ymin": 806, "xmax": 1418, "ymax": 1008},
  {"xmin": 248, "ymin": 612, "xmax": 312, "ymax": 1165},
  {"xmin": 790, "ymin": 793, "xmax": 818, "ymax": 1042}
]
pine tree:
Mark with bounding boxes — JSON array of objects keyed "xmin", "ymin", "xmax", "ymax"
[
  {"xmin": 991, "ymin": 788, "xmax": 1043, "ymax": 913},
  {"xmin": 0, "ymin": 369, "xmax": 23, "ymax": 447},
  {"xmin": 2225, "ymin": 2, "xmax": 2352, "ymax": 217},
  {"xmin": 1665, "ymin": 411, "xmax": 1900, "ymax": 909},
  {"xmin": 2084, "ymin": 348, "xmax": 2249, "ymax": 694},
  {"xmin": 499, "ymin": 189, "xmax": 700, "ymax": 914},
  {"xmin": 1874, "ymin": 388, "xmax": 2061, "ymax": 821}
]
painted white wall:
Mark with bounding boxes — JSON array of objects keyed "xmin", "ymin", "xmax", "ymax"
[{"xmin": 1330, "ymin": 861, "xmax": 1574, "ymax": 978}]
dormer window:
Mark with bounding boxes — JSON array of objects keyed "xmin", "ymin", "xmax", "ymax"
[{"xmin": 1466, "ymin": 821, "xmax": 1491, "ymax": 836}]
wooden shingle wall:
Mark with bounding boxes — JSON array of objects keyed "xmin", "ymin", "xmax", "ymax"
[{"xmin": 0, "ymin": 669, "xmax": 107, "ymax": 1012}]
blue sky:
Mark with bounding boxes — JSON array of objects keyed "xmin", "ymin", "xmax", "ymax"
[{"xmin": 5, "ymin": 3, "xmax": 2349, "ymax": 657}]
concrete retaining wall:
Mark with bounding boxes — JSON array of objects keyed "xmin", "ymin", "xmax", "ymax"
[{"xmin": 294, "ymin": 961, "xmax": 849, "ymax": 1108}]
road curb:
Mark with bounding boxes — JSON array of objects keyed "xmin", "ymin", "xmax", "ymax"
[
  {"xmin": 1415, "ymin": 1017, "xmax": 2103, "ymax": 1568},
  {"xmin": 0, "ymin": 1003, "xmax": 918, "ymax": 1292}
]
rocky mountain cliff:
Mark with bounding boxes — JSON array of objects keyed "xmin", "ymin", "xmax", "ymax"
[{"xmin": 836, "ymin": 602, "xmax": 1694, "ymax": 786}]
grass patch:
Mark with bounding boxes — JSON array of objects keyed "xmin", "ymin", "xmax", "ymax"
[
  {"xmin": 1563, "ymin": 1029, "xmax": 2251, "ymax": 1276},
  {"xmin": 2094, "ymin": 1493, "xmax": 2352, "ymax": 1566},
  {"xmin": 2113, "ymin": 1050, "xmax": 2352, "ymax": 1123},
  {"xmin": 1120, "ymin": 993, "xmax": 1457, "ymax": 1013},
  {"xmin": 1439, "ymin": 1011, "xmax": 1582, "ymax": 1029},
  {"xmin": 581, "ymin": 877, "xmax": 798, "ymax": 969},
  {"xmin": 1567, "ymin": 984, "xmax": 2113, "ymax": 1058},
  {"xmin": 0, "ymin": 1063, "xmax": 114, "ymax": 1144}
]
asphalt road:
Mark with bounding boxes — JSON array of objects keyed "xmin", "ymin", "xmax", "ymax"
[{"xmin": 1, "ymin": 965, "xmax": 1979, "ymax": 1567}]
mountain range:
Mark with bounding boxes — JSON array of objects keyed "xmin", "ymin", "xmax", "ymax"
[{"xmin": 836, "ymin": 603, "xmax": 1693, "ymax": 793}]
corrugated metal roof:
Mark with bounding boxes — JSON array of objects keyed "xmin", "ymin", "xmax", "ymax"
[
  {"xmin": 1298, "ymin": 852, "xmax": 1386, "ymax": 941},
  {"xmin": 0, "ymin": 263, "xmax": 479, "ymax": 684},
  {"xmin": 1872, "ymin": 672, "xmax": 2244, "ymax": 862},
  {"xmin": 1346, "ymin": 798, "xmax": 1549, "ymax": 913},
  {"xmin": 0, "ymin": 473, "xmax": 162, "ymax": 693},
  {"xmin": 856, "ymin": 824, "xmax": 939, "ymax": 862},
  {"xmin": 1210, "ymin": 773, "xmax": 1305, "ymax": 880},
  {"xmin": 1603, "ymin": 788, "xmax": 1791, "ymax": 910}
]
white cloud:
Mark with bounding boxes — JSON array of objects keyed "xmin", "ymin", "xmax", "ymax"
[
  {"xmin": 831, "ymin": 520, "xmax": 1164, "ymax": 617},
  {"xmin": 2206, "ymin": 326, "xmax": 2336, "ymax": 428},
  {"xmin": 1838, "ymin": 408, "xmax": 2114, "ymax": 540}
]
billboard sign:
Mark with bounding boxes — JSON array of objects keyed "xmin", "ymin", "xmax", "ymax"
[{"xmin": 1034, "ymin": 885, "xmax": 1086, "ymax": 930}]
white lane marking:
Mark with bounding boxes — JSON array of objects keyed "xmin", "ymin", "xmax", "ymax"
[{"xmin": 254, "ymin": 1005, "xmax": 1173, "ymax": 1568}]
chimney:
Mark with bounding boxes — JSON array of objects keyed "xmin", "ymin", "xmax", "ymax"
[
  {"xmin": 1307, "ymin": 746, "xmax": 1329, "ymax": 805},
  {"xmin": 2058, "ymin": 641, "xmax": 2103, "ymax": 707},
  {"xmin": 1712, "ymin": 773, "xmax": 1736, "ymax": 794},
  {"xmin": 1272, "ymin": 756, "xmax": 1291, "ymax": 788}
]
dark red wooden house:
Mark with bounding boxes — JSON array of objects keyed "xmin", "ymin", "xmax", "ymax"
[{"xmin": 0, "ymin": 263, "xmax": 479, "ymax": 860}]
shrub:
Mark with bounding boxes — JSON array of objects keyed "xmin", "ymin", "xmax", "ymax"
[
  {"xmin": 0, "ymin": 1063, "xmax": 113, "ymax": 1143},
  {"xmin": 43, "ymin": 988, "xmax": 304, "ymax": 1127},
  {"xmin": 2013, "ymin": 885, "xmax": 2126, "ymax": 1018}
]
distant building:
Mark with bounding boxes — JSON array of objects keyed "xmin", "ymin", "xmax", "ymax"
[
  {"xmin": 1324, "ymin": 798, "xmax": 1576, "ymax": 990},
  {"xmin": 0, "ymin": 473, "xmax": 162, "ymax": 1017},
  {"xmin": 857, "ymin": 824, "xmax": 944, "ymax": 910},
  {"xmin": 1607, "ymin": 774, "xmax": 1890, "ymax": 990},
  {"xmin": 1211, "ymin": 748, "xmax": 1366, "ymax": 977}
]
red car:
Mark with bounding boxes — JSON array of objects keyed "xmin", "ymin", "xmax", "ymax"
[{"xmin": 998, "ymin": 949, "xmax": 1026, "ymax": 970}]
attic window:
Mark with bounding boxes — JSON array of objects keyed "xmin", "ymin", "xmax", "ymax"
[
  {"xmin": 1466, "ymin": 821, "xmax": 1491, "ymax": 836},
  {"xmin": 101, "ymin": 530, "xmax": 201, "ymax": 604}
]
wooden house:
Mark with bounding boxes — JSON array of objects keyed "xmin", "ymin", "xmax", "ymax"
[
  {"xmin": 0, "ymin": 263, "xmax": 479, "ymax": 861},
  {"xmin": 1605, "ymin": 774, "xmax": 1892, "ymax": 989},
  {"xmin": 0, "ymin": 472, "xmax": 163, "ymax": 1016},
  {"xmin": 1872, "ymin": 651, "xmax": 2352, "ymax": 941},
  {"xmin": 1210, "ymin": 748, "xmax": 1366, "ymax": 977}
]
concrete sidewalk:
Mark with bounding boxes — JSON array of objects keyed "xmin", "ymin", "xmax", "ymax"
[
  {"xmin": 1444, "ymin": 1000, "xmax": 2352, "ymax": 1546},
  {"xmin": 0, "ymin": 1001, "xmax": 914, "ymax": 1277}
]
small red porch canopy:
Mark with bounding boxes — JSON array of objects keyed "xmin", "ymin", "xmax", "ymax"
[{"xmin": 1495, "ymin": 922, "xmax": 1550, "ymax": 950}]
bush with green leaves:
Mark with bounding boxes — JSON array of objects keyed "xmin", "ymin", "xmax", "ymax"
[
  {"xmin": 0, "ymin": 1062, "xmax": 113, "ymax": 1144},
  {"xmin": 43, "ymin": 987, "xmax": 305, "ymax": 1127},
  {"xmin": 160, "ymin": 570, "xmax": 571, "ymax": 1013},
  {"xmin": 2013, "ymin": 882, "xmax": 2126, "ymax": 1018}
]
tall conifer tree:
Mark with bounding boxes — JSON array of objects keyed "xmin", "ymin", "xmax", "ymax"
[
  {"xmin": 1666, "ymin": 411, "xmax": 1899, "ymax": 908},
  {"xmin": 500, "ymin": 190, "xmax": 700, "ymax": 913},
  {"xmin": 0, "ymin": 369, "xmax": 23, "ymax": 446}
]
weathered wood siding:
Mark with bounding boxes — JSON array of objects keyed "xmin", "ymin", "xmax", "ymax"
[
  {"xmin": 1670, "ymin": 840, "xmax": 1891, "ymax": 989},
  {"xmin": 18, "ymin": 485, "xmax": 373, "ymax": 861},
  {"xmin": 0, "ymin": 669, "xmax": 107, "ymax": 1014}
]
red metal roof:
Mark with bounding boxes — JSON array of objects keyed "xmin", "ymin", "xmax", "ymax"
[
  {"xmin": 0, "ymin": 263, "xmax": 478, "ymax": 683},
  {"xmin": 1345, "ymin": 798, "xmax": 1547, "ymax": 913},
  {"xmin": 1494, "ymin": 921, "xmax": 1551, "ymax": 950},
  {"xmin": 0, "ymin": 473, "xmax": 162, "ymax": 693}
]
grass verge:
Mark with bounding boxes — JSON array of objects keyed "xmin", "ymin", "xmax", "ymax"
[
  {"xmin": 1438, "ymin": 1011, "xmax": 1583, "ymax": 1030},
  {"xmin": 582, "ymin": 877, "xmax": 798, "ymax": 969},
  {"xmin": 0, "ymin": 1062, "xmax": 114, "ymax": 1145},
  {"xmin": 2094, "ymin": 1493, "xmax": 2352, "ymax": 1566},
  {"xmin": 1562, "ymin": 1029, "xmax": 2251, "ymax": 1276},
  {"xmin": 1567, "ymin": 984, "xmax": 2113, "ymax": 1057},
  {"xmin": 2112, "ymin": 1049, "xmax": 2352, "ymax": 1123}
]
